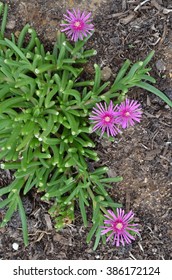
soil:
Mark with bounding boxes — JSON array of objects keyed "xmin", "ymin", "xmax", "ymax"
[{"xmin": 0, "ymin": 0, "xmax": 172, "ymax": 260}]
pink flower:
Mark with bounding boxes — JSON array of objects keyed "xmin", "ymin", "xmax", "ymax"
[
  {"xmin": 101, "ymin": 209, "xmax": 139, "ymax": 247},
  {"xmin": 89, "ymin": 101, "xmax": 120, "ymax": 137},
  {"xmin": 60, "ymin": 9, "xmax": 94, "ymax": 42},
  {"xmin": 114, "ymin": 99, "xmax": 142, "ymax": 129}
]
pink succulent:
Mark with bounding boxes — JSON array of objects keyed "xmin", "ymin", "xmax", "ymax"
[
  {"xmin": 89, "ymin": 101, "xmax": 120, "ymax": 137},
  {"xmin": 101, "ymin": 209, "xmax": 139, "ymax": 247},
  {"xmin": 60, "ymin": 9, "xmax": 94, "ymax": 42},
  {"xmin": 114, "ymin": 99, "xmax": 142, "ymax": 129}
]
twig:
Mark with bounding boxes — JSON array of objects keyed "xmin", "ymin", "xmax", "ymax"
[
  {"xmin": 151, "ymin": 130, "xmax": 159, "ymax": 150},
  {"xmin": 106, "ymin": 11, "xmax": 128, "ymax": 19},
  {"xmin": 158, "ymin": 24, "xmax": 168, "ymax": 48},
  {"xmin": 27, "ymin": 230, "xmax": 51, "ymax": 236},
  {"xmin": 129, "ymin": 252, "xmax": 137, "ymax": 260},
  {"xmin": 159, "ymin": 155, "xmax": 171, "ymax": 163},
  {"xmin": 149, "ymin": 37, "xmax": 161, "ymax": 46},
  {"xmin": 126, "ymin": 190, "xmax": 131, "ymax": 212},
  {"xmin": 138, "ymin": 242, "xmax": 144, "ymax": 252},
  {"xmin": 134, "ymin": 0, "xmax": 151, "ymax": 12}
]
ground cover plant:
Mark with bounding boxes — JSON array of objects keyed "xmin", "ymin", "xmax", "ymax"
[{"xmin": 0, "ymin": 3, "xmax": 171, "ymax": 250}]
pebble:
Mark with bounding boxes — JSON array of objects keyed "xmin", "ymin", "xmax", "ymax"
[
  {"xmin": 95, "ymin": 255, "xmax": 100, "ymax": 259},
  {"xmin": 12, "ymin": 242, "xmax": 19, "ymax": 251},
  {"xmin": 101, "ymin": 66, "xmax": 112, "ymax": 81},
  {"xmin": 155, "ymin": 59, "xmax": 166, "ymax": 72},
  {"xmin": 6, "ymin": 19, "xmax": 16, "ymax": 30}
]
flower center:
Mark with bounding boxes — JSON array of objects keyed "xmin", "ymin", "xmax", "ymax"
[
  {"xmin": 73, "ymin": 20, "xmax": 84, "ymax": 30},
  {"xmin": 115, "ymin": 222, "xmax": 123, "ymax": 230},
  {"xmin": 104, "ymin": 116, "xmax": 111, "ymax": 123},
  {"xmin": 74, "ymin": 21, "xmax": 81, "ymax": 27},
  {"xmin": 125, "ymin": 111, "xmax": 130, "ymax": 117}
]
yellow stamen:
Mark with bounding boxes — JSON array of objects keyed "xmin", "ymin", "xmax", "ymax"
[
  {"xmin": 116, "ymin": 222, "xmax": 123, "ymax": 230},
  {"xmin": 125, "ymin": 112, "xmax": 130, "ymax": 116},
  {"xmin": 74, "ymin": 21, "xmax": 81, "ymax": 27},
  {"xmin": 104, "ymin": 116, "xmax": 111, "ymax": 122}
]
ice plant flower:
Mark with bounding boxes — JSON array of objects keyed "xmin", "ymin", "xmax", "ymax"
[
  {"xmin": 60, "ymin": 9, "xmax": 94, "ymax": 42},
  {"xmin": 114, "ymin": 99, "xmax": 142, "ymax": 129},
  {"xmin": 101, "ymin": 209, "xmax": 139, "ymax": 246},
  {"xmin": 89, "ymin": 101, "xmax": 120, "ymax": 137}
]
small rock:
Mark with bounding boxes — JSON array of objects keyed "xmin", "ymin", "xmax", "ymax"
[
  {"xmin": 12, "ymin": 242, "xmax": 19, "ymax": 251},
  {"xmin": 100, "ymin": 138, "xmax": 112, "ymax": 148},
  {"xmin": 155, "ymin": 59, "xmax": 166, "ymax": 72},
  {"xmin": 107, "ymin": 168, "xmax": 118, "ymax": 178},
  {"xmin": 53, "ymin": 233, "xmax": 69, "ymax": 245},
  {"xmin": 6, "ymin": 19, "xmax": 16, "ymax": 30},
  {"xmin": 110, "ymin": 35, "xmax": 121, "ymax": 45},
  {"xmin": 152, "ymin": 248, "xmax": 157, "ymax": 253},
  {"xmin": 95, "ymin": 255, "xmax": 100, "ymax": 259},
  {"xmin": 101, "ymin": 66, "xmax": 112, "ymax": 81},
  {"xmin": 85, "ymin": 248, "xmax": 93, "ymax": 253}
]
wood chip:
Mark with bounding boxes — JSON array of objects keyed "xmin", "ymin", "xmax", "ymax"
[
  {"xmin": 122, "ymin": 0, "xmax": 127, "ymax": 11},
  {"xmin": 120, "ymin": 13, "xmax": 136, "ymax": 25},
  {"xmin": 151, "ymin": 0, "xmax": 163, "ymax": 11},
  {"xmin": 163, "ymin": 8, "xmax": 172, "ymax": 14},
  {"xmin": 53, "ymin": 233, "xmax": 69, "ymax": 245},
  {"xmin": 44, "ymin": 214, "xmax": 53, "ymax": 231},
  {"xmin": 151, "ymin": 0, "xmax": 172, "ymax": 13},
  {"xmin": 147, "ymin": 95, "xmax": 151, "ymax": 106}
]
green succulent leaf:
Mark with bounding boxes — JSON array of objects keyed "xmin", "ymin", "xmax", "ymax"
[
  {"xmin": 113, "ymin": 59, "xmax": 131, "ymax": 84},
  {"xmin": 0, "ymin": 197, "xmax": 11, "ymax": 208},
  {"xmin": 0, "ymin": 197, "xmax": 18, "ymax": 227},
  {"xmin": 93, "ymin": 64, "xmax": 101, "ymax": 93},
  {"xmin": 100, "ymin": 176, "xmax": 123, "ymax": 183},
  {"xmin": 86, "ymin": 222, "xmax": 99, "ymax": 244},
  {"xmin": 0, "ymin": 3, "xmax": 8, "ymax": 38},
  {"xmin": 142, "ymin": 50, "xmax": 155, "ymax": 67},
  {"xmin": 79, "ymin": 192, "xmax": 88, "ymax": 227},
  {"xmin": 17, "ymin": 195, "xmax": 29, "ymax": 246},
  {"xmin": 136, "ymin": 81, "xmax": 172, "ymax": 107}
]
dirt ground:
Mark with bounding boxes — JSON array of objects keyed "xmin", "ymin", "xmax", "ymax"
[{"xmin": 0, "ymin": 0, "xmax": 172, "ymax": 260}]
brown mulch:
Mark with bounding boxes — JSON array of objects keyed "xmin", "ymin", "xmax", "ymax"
[{"xmin": 0, "ymin": 0, "xmax": 172, "ymax": 260}]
